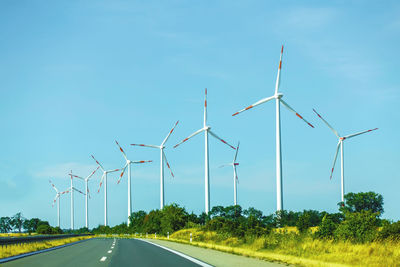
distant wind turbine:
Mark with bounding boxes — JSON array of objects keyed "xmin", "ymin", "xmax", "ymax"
[
  {"xmin": 313, "ymin": 108, "xmax": 378, "ymax": 203},
  {"xmin": 49, "ymin": 180, "xmax": 68, "ymax": 228},
  {"xmin": 91, "ymin": 155, "xmax": 121, "ymax": 226},
  {"xmin": 67, "ymin": 170, "xmax": 86, "ymax": 230},
  {"xmin": 69, "ymin": 166, "xmax": 100, "ymax": 229},
  {"xmin": 232, "ymin": 46, "xmax": 314, "ymax": 212},
  {"xmin": 219, "ymin": 142, "xmax": 240, "ymax": 206},
  {"xmin": 174, "ymin": 89, "xmax": 236, "ymax": 214},
  {"xmin": 115, "ymin": 140, "xmax": 152, "ymax": 225},
  {"xmin": 131, "ymin": 120, "xmax": 179, "ymax": 209}
]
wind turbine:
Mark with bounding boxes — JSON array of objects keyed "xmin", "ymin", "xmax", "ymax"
[
  {"xmin": 174, "ymin": 88, "xmax": 236, "ymax": 214},
  {"xmin": 313, "ymin": 109, "xmax": 378, "ymax": 203},
  {"xmin": 49, "ymin": 180, "xmax": 68, "ymax": 228},
  {"xmin": 219, "ymin": 142, "xmax": 240, "ymax": 206},
  {"xmin": 232, "ymin": 46, "xmax": 314, "ymax": 212},
  {"xmin": 115, "ymin": 140, "xmax": 152, "ymax": 225},
  {"xmin": 67, "ymin": 170, "xmax": 86, "ymax": 230},
  {"xmin": 131, "ymin": 120, "xmax": 179, "ymax": 209},
  {"xmin": 69, "ymin": 166, "xmax": 100, "ymax": 229},
  {"xmin": 91, "ymin": 155, "xmax": 121, "ymax": 226}
]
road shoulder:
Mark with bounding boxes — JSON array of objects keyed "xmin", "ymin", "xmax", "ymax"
[{"xmin": 143, "ymin": 238, "xmax": 288, "ymax": 267}]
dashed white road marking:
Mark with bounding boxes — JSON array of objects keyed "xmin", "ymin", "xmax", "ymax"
[
  {"xmin": 108, "ymin": 250, "xmax": 112, "ymax": 253},
  {"xmin": 100, "ymin": 256, "xmax": 107, "ymax": 262}
]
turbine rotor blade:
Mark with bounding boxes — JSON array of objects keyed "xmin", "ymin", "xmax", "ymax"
[
  {"xmin": 115, "ymin": 140, "xmax": 128, "ymax": 161},
  {"xmin": 275, "ymin": 45, "xmax": 284, "ymax": 95},
  {"xmin": 72, "ymin": 187, "xmax": 86, "ymax": 195},
  {"xmin": 86, "ymin": 166, "xmax": 100, "ymax": 180},
  {"xmin": 280, "ymin": 99, "xmax": 314, "ymax": 128},
  {"xmin": 131, "ymin": 160, "xmax": 153, "ymax": 164},
  {"xmin": 117, "ymin": 164, "xmax": 128, "ymax": 184},
  {"xmin": 173, "ymin": 128, "xmax": 204, "ymax": 148},
  {"xmin": 232, "ymin": 95, "xmax": 275, "ymax": 116},
  {"xmin": 204, "ymin": 88, "xmax": 207, "ymax": 127},
  {"xmin": 97, "ymin": 173, "xmax": 105, "ymax": 193},
  {"xmin": 218, "ymin": 164, "xmax": 232, "ymax": 168},
  {"xmin": 209, "ymin": 130, "xmax": 236, "ymax": 150},
  {"xmin": 71, "ymin": 174, "xmax": 85, "ymax": 181},
  {"xmin": 343, "ymin": 128, "xmax": 378, "ymax": 140},
  {"xmin": 49, "ymin": 180, "xmax": 59, "ymax": 193},
  {"xmin": 234, "ymin": 165, "xmax": 239, "ymax": 184},
  {"xmin": 234, "ymin": 141, "xmax": 240, "ymax": 162},
  {"xmin": 91, "ymin": 155, "xmax": 105, "ymax": 172},
  {"xmin": 107, "ymin": 168, "xmax": 121, "ymax": 173},
  {"xmin": 130, "ymin": 144, "xmax": 160, "ymax": 149},
  {"xmin": 162, "ymin": 120, "xmax": 180, "ymax": 145},
  {"xmin": 330, "ymin": 141, "xmax": 341, "ymax": 179},
  {"xmin": 163, "ymin": 151, "xmax": 175, "ymax": 178},
  {"xmin": 312, "ymin": 109, "xmax": 340, "ymax": 137}
]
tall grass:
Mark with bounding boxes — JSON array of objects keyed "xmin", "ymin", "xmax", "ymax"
[
  {"xmin": 0, "ymin": 236, "xmax": 93, "ymax": 259},
  {"xmin": 160, "ymin": 228, "xmax": 400, "ymax": 267}
]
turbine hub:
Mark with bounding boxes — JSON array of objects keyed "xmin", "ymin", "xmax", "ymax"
[
  {"xmin": 275, "ymin": 93, "xmax": 283, "ymax": 99},
  {"xmin": 205, "ymin": 126, "xmax": 211, "ymax": 131},
  {"xmin": 340, "ymin": 137, "xmax": 346, "ymax": 141}
]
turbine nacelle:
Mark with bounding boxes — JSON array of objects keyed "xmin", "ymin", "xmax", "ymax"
[{"xmin": 275, "ymin": 93, "xmax": 283, "ymax": 99}]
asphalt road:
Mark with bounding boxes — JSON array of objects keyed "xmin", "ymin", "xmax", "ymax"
[{"xmin": 2, "ymin": 238, "xmax": 206, "ymax": 267}]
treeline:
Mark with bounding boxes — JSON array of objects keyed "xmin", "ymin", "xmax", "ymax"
[
  {"xmin": 92, "ymin": 191, "xmax": 400, "ymax": 243},
  {"xmin": 0, "ymin": 212, "xmax": 62, "ymax": 235}
]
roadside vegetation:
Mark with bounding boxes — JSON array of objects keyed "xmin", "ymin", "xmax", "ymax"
[
  {"xmin": 2, "ymin": 191, "xmax": 399, "ymax": 265},
  {"xmin": 92, "ymin": 191, "xmax": 400, "ymax": 266},
  {"xmin": 0, "ymin": 236, "xmax": 92, "ymax": 259}
]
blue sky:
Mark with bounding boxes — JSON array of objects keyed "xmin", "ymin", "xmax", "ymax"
[{"xmin": 1, "ymin": 1, "xmax": 399, "ymax": 229}]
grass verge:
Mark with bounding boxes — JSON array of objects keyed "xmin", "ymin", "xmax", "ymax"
[
  {"xmin": 142, "ymin": 228, "xmax": 399, "ymax": 267},
  {"xmin": 0, "ymin": 236, "xmax": 93, "ymax": 259}
]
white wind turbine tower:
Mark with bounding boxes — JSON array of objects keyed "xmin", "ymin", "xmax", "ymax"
[
  {"xmin": 49, "ymin": 180, "xmax": 68, "ymax": 228},
  {"xmin": 220, "ymin": 142, "xmax": 240, "ymax": 206},
  {"xmin": 313, "ymin": 109, "xmax": 378, "ymax": 203},
  {"xmin": 69, "ymin": 166, "xmax": 100, "ymax": 229},
  {"xmin": 115, "ymin": 140, "xmax": 152, "ymax": 225},
  {"xmin": 67, "ymin": 170, "xmax": 86, "ymax": 230},
  {"xmin": 131, "ymin": 120, "xmax": 179, "ymax": 209},
  {"xmin": 91, "ymin": 155, "xmax": 121, "ymax": 226},
  {"xmin": 174, "ymin": 88, "xmax": 236, "ymax": 214},
  {"xmin": 232, "ymin": 46, "xmax": 314, "ymax": 212}
]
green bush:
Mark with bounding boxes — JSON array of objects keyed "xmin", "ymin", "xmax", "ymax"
[
  {"xmin": 315, "ymin": 215, "xmax": 338, "ymax": 239},
  {"xmin": 334, "ymin": 210, "xmax": 379, "ymax": 243},
  {"xmin": 377, "ymin": 221, "xmax": 400, "ymax": 241}
]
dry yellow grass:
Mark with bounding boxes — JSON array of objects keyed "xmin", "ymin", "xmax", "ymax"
[
  {"xmin": 144, "ymin": 228, "xmax": 400, "ymax": 267},
  {"xmin": 0, "ymin": 233, "xmax": 37, "ymax": 237},
  {"xmin": 0, "ymin": 236, "xmax": 93, "ymax": 259}
]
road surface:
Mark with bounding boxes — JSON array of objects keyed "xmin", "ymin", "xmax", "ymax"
[{"xmin": 2, "ymin": 238, "xmax": 286, "ymax": 267}]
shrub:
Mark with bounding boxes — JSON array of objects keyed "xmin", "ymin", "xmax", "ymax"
[
  {"xmin": 334, "ymin": 210, "xmax": 379, "ymax": 243},
  {"xmin": 315, "ymin": 214, "xmax": 338, "ymax": 239},
  {"xmin": 377, "ymin": 221, "xmax": 400, "ymax": 241}
]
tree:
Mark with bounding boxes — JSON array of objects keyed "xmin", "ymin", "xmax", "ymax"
[
  {"xmin": 339, "ymin": 192, "xmax": 384, "ymax": 216},
  {"xmin": 0, "ymin": 217, "xmax": 12, "ymax": 233},
  {"xmin": 129, "ymin": 210, "xmax": 147, "ymax": 233},
  {"xmin": 23, "ymin": 218, "xmax": 42, "ymax": 234},
  {"xmin": 11, "ymin": 212, "xmax": 25, "ymax": 233},
  {"xmin": 161, "ymin": 204, "xmax": 188, "ymax": 234}
]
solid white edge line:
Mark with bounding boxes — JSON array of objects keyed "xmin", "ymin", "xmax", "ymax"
[
  {"xmin": 138, "ymin": 239, "xmax": 213, "ymax": 267},
  {"xmin": 100, "ymin": 256, "xmax": 107, "ymax": 262}
]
